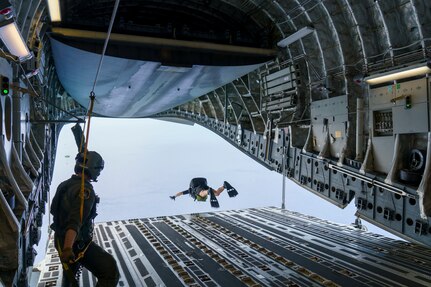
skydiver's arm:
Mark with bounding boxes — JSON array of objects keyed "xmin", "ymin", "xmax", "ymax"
[
  {"xmin": 170, "ymin": 189, "xmax": 189, "ymax": 200},
  {"xmin": 71, "ymin": 123, "xmax": 86, "ymax": 153},
  {"xmin": 60, "ymin": 229, "xmax": 77, "ymax": 263},
  {"xmin": 63, "ymin": 229, "xmax": 77, "ymax": 250},
  {"xmin": 175, "ymin": 191, "xmax": 185, "ymax": 197}
]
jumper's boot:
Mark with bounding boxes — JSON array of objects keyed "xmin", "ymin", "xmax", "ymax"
[
  {"xmin": 224, "ymin": 181, "xmax": 238, "ymax": 197},
  {"xmin": 209, "ymin": 189, "xmax": 220, "ymax": 208}
]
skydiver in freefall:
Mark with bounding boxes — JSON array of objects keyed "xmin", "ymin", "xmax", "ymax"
[{"xmin": 169, "ymin": 177, "xmax": 238, "ymax": 208}]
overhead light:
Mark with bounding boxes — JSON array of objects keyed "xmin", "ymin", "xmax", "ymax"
[
  {"xmin": 277, "ymin": 27, "xmax": 315, "ymax": 48},
  {"xmin": 0, "ymin": 8, "xmax": 13, "ymax": 19},
  {"xmin": 0, "ymin": 20, "xmax": 32, "ymax": 61},
  {"xmin": 46, "ymin": 0, "xmax": 61, "ymax": 22},
  {"xmin": 364, "ymin": 63, "xmax": 431, "ymax": 85}
]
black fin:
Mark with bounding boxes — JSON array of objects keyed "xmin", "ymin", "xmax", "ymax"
[
  {"xmin": 227, "ymin": 188, "xmax": 238, "ymax": 198},
  {"xmin": 224, "ymin": 181, "xmax": 238, "ymax": 197},
  {"xmin": 209, "ymin": 189, "xmax": 220, "ymax": 208}
]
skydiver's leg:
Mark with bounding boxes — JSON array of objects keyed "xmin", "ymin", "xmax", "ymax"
[
  {"xmin": 213, "ymin": 186, "xmax": 225, "ymax": 196},
  {"xmin": 60, "ymin": 262, "xmax": 80, "ymax": 287},
  {"xmin": 79, "ymin": 242, "xmax": 119, "ymax": 287}
]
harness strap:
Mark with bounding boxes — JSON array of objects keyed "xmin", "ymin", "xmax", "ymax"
[{"xmin": 74, "ymin": 241, "xmax": 92, "ymax": 262}]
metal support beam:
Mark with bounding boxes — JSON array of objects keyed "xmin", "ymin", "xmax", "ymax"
[{"xmin": 30, "ymin": 120, "xmax": 85, "ymax": 124}]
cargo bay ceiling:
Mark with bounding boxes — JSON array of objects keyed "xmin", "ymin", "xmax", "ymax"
[
  {"xmin": 47, "ymin": 0, "xmax": 431, "ymax": 118},
  {"xmin": 48, "ymin": 0, "xmax": 278, "ymax": 117}
]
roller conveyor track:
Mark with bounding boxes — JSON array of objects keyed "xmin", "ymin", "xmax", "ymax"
[
  {"xmin": 182, "ymin": 215, "xmax": 324, "ymax": 286},
  {"xmin": 210, "ymin": 210, "xmax": 426, "ymax": 286},
  {"xmin": 244, "ymin": 207, "xmax": 431, "ymax": 276}
]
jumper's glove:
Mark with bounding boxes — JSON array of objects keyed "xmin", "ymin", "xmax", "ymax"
[
  {"xmin": 224, "ymin": 181, "xmax": 238, "ymax": 198},
  {"xmin": 169, "ymin": 196, "xmax": 176, "ymax": 201},
  {"xmin": 60, "ymin": 247, "xmax": 76, "ymax": 264}
]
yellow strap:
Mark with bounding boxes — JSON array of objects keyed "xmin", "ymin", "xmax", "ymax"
[
  {"xmin": 79, "ymin": 93, "xmax": 95, "ymax": 223},
  {"xmin": 74, "ymin": 241, "xmax": 92, "ymax": 262},
  {"xmin": 56, "ymin": 239, "xmax": 79, "ymax": 287}
]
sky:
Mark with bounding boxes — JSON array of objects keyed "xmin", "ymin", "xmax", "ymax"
[{"xmin": 35, "ymin": 117, "xmax": 401, "ymax": 264}]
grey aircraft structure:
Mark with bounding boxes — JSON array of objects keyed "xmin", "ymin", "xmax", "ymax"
[{"xmin": 0, "ymin": 0, "xmax": 430, "ymax": 286}]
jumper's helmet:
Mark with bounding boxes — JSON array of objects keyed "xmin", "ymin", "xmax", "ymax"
[{"xmin": 75, "ymin": 151, "xmax": 104, "ymax": 181}]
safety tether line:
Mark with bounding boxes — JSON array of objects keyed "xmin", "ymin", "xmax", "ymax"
[
  {"xmin": 79, "ymin": 93, "xmax": 95, "ymax": 222},
  {"xmin": 79, "ymin": 0, "xmax": 121, "ymax": 223},
  {"xmin": 91, "ymin": 0, "xmax": 121, "ymax": 94}
]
